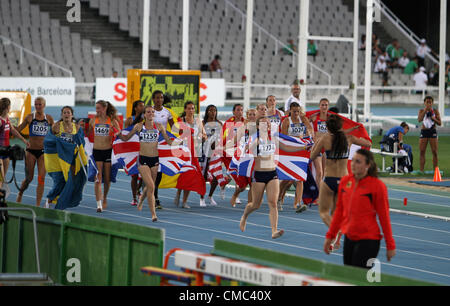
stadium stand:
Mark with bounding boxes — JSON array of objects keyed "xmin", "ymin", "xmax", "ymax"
[{"xmin": 0, "ymin": 0, "xmax": 426, "ymax": 96}]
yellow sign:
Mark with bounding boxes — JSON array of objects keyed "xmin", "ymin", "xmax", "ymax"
[
  {"xmin": 0, "ymin": 91, "xmax": 32, "ymax": 136},
  {"xmin": 127, "ymin": 69, "xmax": 201, "ymax": 119}
]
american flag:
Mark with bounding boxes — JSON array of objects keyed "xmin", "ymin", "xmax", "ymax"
[{"xmin": 207, "ymin": 150, "xmax": 229, "ymax": 187}]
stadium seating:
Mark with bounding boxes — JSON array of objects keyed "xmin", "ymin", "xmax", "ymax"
[
  {"xmin": 0, "ymin": 0, "xmax": 416, "ymax": 93},
  {"xmin": 0, "ymin": 0, "xmax": 126, "ymax": 83}
]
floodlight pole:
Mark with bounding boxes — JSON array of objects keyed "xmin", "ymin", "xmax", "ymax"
[
  {"xmin": 439, "ymin": 0, "xmax": 447, "ymax": 117},
  {"xmin": 182, "ymin": 0, "xmax": 190, "ymax": 70},
  {"xmin": 352, "ymin": 0, "xmax": 359, "ymax": 121},
  {"xmin": 363, "ymin": 0, "xmax": 374, "ymax": 123},
  {"xmin": 298, "ymin": 0, "xmax": 309, "ymax": 107},
  {"xmin": 142, "ymin": 0, "xmax": 150, "ymax": 69},
  {"xmin": 243, "ymin": 0, "xmax": 254, "ymax": 111}
]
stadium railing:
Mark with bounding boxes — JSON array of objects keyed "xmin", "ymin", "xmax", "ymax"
[{"xmin": 0, "ymin": 34, "xmax": 72, "ymax": 77}]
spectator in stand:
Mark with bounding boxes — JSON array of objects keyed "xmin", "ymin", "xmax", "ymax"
[
  {"xmin": 398, "ymin": 51, "xmax": 410, "ymax": 69},
  {"xmin": 281, "ymin": 39, "xmax": 297, "ymax": 55},
  {"xmin": 446, "ymin": 61, "xmax": 450, "ymax": 89},
  {"xmin": 413, "ymin": 67, "xmax": 428, "ymax": 94},
  {"xmin": 209, "ymin": 55, "xmax": 223, "ymax": 72},
  {"xmin": 374, "ymin": 55, "xmax": 389, "ymax": 86},
  {"xmin": 415, "ymin": 39, "xmax": 437, "ymax": 68},
  {"xmin": 372, "ymin": 34, "xmax": 382, "ymax": 56},
  {"xmin": 428, "ymin": 63, "xmax": 440, "ymax": 86},
  {"xmin": 359, "ymin": 34, "xmax": 366, "ymax": 51},
  {"xmin": 387, "ymin": 41, "xmax": 403, "ymax": 69},
  {"xmin": 307, "ymin": 40, "xmax": 318, "ymax": 60},
  {"xmin": 385, "ymin": 39, "xmax": 397, "ymax": 59},
  {"xmin": 284, "ymin": 81, "xmax": 304, "ymax": 115},
  {"xmin": 404, "ymin": 57, "xmax": 419, "ymax": 75},
  {"xmin": 112, "ymin": 71, "xmax": 118, "ymax": 78}
]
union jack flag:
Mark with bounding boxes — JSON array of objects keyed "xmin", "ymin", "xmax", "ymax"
[
  {"xmin": 158, "ymin": 131, "xmax": 191, "ymax": 176},
  {"xmin": 111, "ymin": 126, "xmax": 140, "ymax": 176},
  {"xmin": 111, "ymin": 126, "xmax": 191, "ymax": 177},
  {"xmin": 275, "ymin": 133, "xmax": 313, "ymax": 181},
  {"xmin": 229, "ymin": 132, "xmax": 313, "ymax": 181}
]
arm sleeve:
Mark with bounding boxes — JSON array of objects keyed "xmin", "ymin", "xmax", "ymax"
[
  {"xmin": 374, "ymin": 181, "xmax": 396, "ymax": 250},
  {"xmin": 326, "ymin": 179, "xmax": 346, "ymax": 240}
]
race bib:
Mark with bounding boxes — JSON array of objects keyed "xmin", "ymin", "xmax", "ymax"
[
  {"xmin": 290, "ymin": 124, "xmax": 305, "ymax": 137},
  {"xmin": 269, "ymin": 116, "xmax": 281, "ymax": 126},
  {"xmin": 60, "ymin": 133, "xmax": 74, "ymax": 143},
  {"xmin": 140, "ymin": 130, "xmax": 159, "ymax": 143},
  {"xmin": 258, "ymin": 142, "xmax": 276, "ymax": 156},
  {"xmin": 94, "ymin": 124, "xmax": 110, "ymax": 137},
  {"xmin": 317, "ymin": 121, "xmax": 328, "ymax": 133},
  {"xmin": 32, "ymin": 122, "xmax": 49, "ymax": 136}
]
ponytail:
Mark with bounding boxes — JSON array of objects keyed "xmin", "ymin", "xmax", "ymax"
[
  {"xmin": 96, "ymin": 100, "xmax": 117, "ymax": 121},
  {"xmin": 327, "ymin": 115, "xmax": 348, "ymax": 158}
]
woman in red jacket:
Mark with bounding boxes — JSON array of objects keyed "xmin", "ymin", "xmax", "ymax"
[{"xmin": 323, "ymin": 149, "xmax": 396, "ymax": 268}]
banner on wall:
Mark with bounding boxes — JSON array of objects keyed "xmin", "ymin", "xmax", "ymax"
[
  {"xmin": 95, "ymin": 78, "xmax": 127, "ymax": 107},
  {"xmin": 0, "ymin": 78, "xmax": 75, "ymax": 106},
  {"xmin": 199, "ymin": 78, "xmax": 225, "ymax": 107}
]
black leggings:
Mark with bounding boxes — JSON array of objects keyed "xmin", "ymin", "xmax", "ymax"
[
  {"xmin": 343, "ymin": 236, "xmax": 380, "ymax": 269},
  {"xmin": 154, "ymin": 172, "xmax": 162, "ymax": 199}
]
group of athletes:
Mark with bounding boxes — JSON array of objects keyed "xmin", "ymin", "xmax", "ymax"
[{"xmin": 0, "ymin": 84, "xmax": 442, "ymax": 268}]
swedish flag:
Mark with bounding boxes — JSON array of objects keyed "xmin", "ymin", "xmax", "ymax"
[{"xmin": 44, "ymin": 128, "xmax": 88, "ymax": 210}]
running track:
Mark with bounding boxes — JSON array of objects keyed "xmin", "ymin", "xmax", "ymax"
[{"xmin": 6, "ymin": 162, "xmax": 450, "ymax": 285}]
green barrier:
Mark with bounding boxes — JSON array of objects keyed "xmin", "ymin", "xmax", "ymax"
[
  {"xmin": 0, "ymin": 203, "xmax": 164, "ymax": 286},
  {"xmin": 212, "ymin": 239, "xmax": 438, "ymax": 286}
]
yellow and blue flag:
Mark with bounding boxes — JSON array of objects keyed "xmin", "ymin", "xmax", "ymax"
[{"xmin": 44, "ymin": 128, "xmax": 88, "ymax": 210}]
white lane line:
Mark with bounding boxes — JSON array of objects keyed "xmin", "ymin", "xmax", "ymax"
[
  {"xmin": 389, "ymin": 187, "xmax": 450, "ymax": 199},
  {"xmin": 11, "ymin": 172, "xmax": 450, "ymax": 247}
]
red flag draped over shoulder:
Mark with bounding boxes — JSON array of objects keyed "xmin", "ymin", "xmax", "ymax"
[
  {"xmin": 306, "ymin": 110, "xmax": 372, "ymax": 146},
  {"xmin": 175, "ymin": 119, "xmax": 206, "ymax": 196}
]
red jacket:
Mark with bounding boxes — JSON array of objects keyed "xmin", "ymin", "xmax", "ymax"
[{"xmin": 326, "ymin": 174, "xmax": 396, "ymax": 250}]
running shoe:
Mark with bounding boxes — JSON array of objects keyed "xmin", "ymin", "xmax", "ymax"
[
  {"xmin": 220, "ymin": 188, "xmax": 226, "ymax": 200},
  {"xmin": 96, "ymin": 201, "xmax": 103, "ymax": 213},
  {"xmin": 131, "ymin": 199, "xmax": 138, "ymax": 207},
  {"xmin": 44, "ymin": 199, "xmax": 50, "ymax": 209},
  {"xmin": 295, "ymin": 204, "xmax": 307, "ymax": 214},
  {"xmin": 200, "ymin": 198, "xmax": 207, "ymax": 207},
  {"xmin": 156, "ymin": 199, "xmax": 162, "ymax": 210},
  {"xmin": 235, "ymin": 198, "xmax": 242, "ymax": 204},
  {"xmin": 182, "ymin": 203, "xmax": 191, "ymax": 209},
  {"xmin": 209, "ymin": 196, "xmax": 218, "ymax": 206}
]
